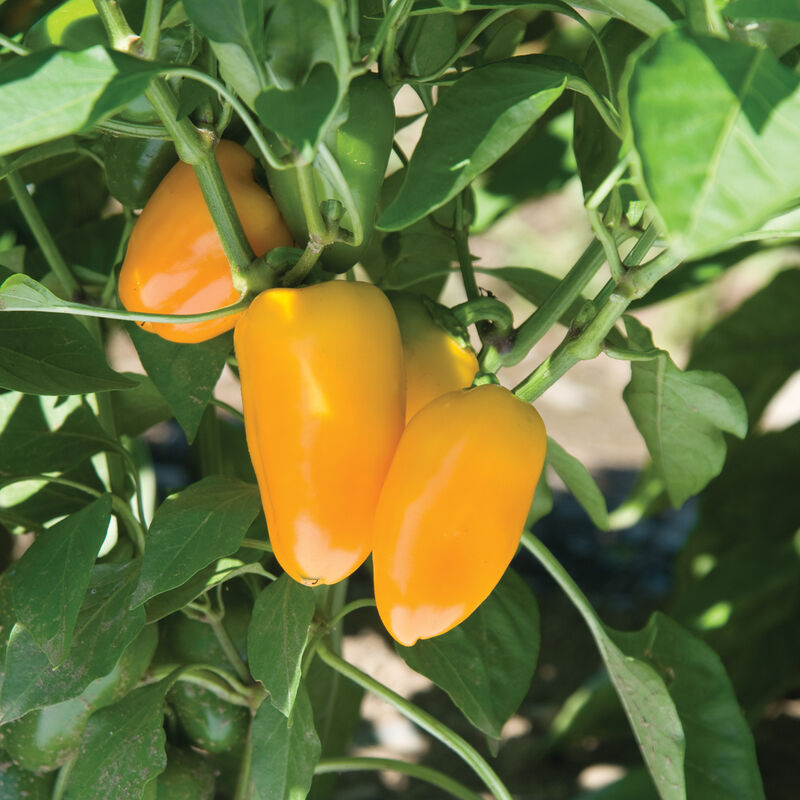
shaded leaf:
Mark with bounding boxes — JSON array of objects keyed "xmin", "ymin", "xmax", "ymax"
[
  {"xmin": 247, "ymin": 574, "xmax": 316, "ymax": 717},
  {"xmin": 64, "ymin": 675, "xmax": 175, "ymax": 800},
  {"xmin": 622, "ymin": 316, "xmax": 747, "ymax": 507},
  {"xmin": 251, "ymin": 683, "xmax": 320, "ymax": 800},
  {"xmin": 130, "ymin": 477, "xmax": 262, "ymax": 608},
  {"xmin": 547, "ymin": 438, "xmax": 609, "ymax": 529},
  {"xmin": 0, "ymin": 302, "xmax": 134, "ymax": 395},
  {"xmin": 613, "ymin": 612, "xmax": 765, "ymax": 800},
  {"xmin": 0, "ymin": 562, "xmax": 144, "ymax": 722},
  {"xmin": 595, "ymin": 627, "xmax": 686, "ymax": 800},
  {"xmin": 128, "ymin": 323, "xmax": 231, "ymax": 443},
  {"xmin": 0, "ymin": 394, "xmax": 117, "ymax": 480},
  {"xmin": 689, "ymin": 269, "xmax": 800, "ymax": 424},
  {"xmin": 397, "ymin": 568, "xmax": 539, "ymax": 738},
  {"xmin": 12, "ymin": 495, "xmax": 112, "ymax": 666}
]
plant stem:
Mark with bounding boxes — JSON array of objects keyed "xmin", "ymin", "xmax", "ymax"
[
  {"xmin": 233, "ymin": 720, "xmax": 256, "ymax": 800},
  {"xmin": 241, "ymin": 538, "xmax": 273, "ymax": 553},
  {"xmin": 206, "ymin": 611, "xmax": 251, "ymax": 685},
  {"xmin": 96, "ymin": 118, "xmax": 171, "ymax": 139},
  {"xmin": 513, "ymin": 245, "xmax": 681, "ymax": 402},
  {"xmin": 316, "ymin": 644, "xmax": 513, "ymax": 800},
  {"xmin": 1, "ymin": 160, "xmax": 79, "ymax": 297},
  {"xmin": 521, "ymin": 532, "xmax": 606, "ymax": 643},
  {"xmin": 139, "ymin": 0, "xmax": 164, "ymax": 59},
  {"xmin": 3, "ymin": 296, "xmax": 249, "ymax": 324},
  {"xmin": 504, "ymin": 238, "xmax": 605, "ymax": 366},
  {"xmin": 196, "ymin": 405, "xmax": 224, "ymax": 476},
  {"xmin": 0, "ymin": 32, "xmax": 28, "ymax": 56},
  {"xmin": 315, "ymin": 757, "xmax": 484, "ymax": 800},
  {"xmin": 211, "ymin": 397, "xmax": 245, "ymax": 422},
  {"xmin": 454, "ymin": 193, "xmax": 479, "ymax": 302}
]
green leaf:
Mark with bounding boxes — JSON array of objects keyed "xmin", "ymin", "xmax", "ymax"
[
  {"xmin": 396, "ymin": 568, "xmax": 539, "ymax": 738},
  {"xmin": 595, "ymin": 627, "xmax": 686, "ymax": 800},
  {"xmin": 109, "ymin": 373, "xmax": 173, "ymax": 438},
  {"xmin": 0, "ymin": 562, "xmax": 144, "ymax": 722},
  {"xmin": 144, "ymin": 563, "xmax": 218, "ymax": 623},
  {"xmin": 570, "ymin": 0, "xmax": 674, "ymax": 37},
  {"xmin": 377, "ymin": 56, "xmax": 569, "ymax": 231},
  {"xmin": 63, "ymin": 676, "xmax": 173, "ymax": 800},
  {"xmin": 247, "ymin": 574, "xmax": 316, "ymax": 717},
  {"xmin": 622, "ymin": 316, "xmax": 748, "ymax": 507},
  {"xmin": 546, "ymin": 439, "xmax": 609, "ymax": 529},
  {"xmin": 127, "ymin": 323, "xmax": 231, "ymax": 443},
  {"xmin": 0, "ymin": 306, "xmax": 134, "ymax": 395},
  {"xmin": 129, "ymin": 477, "xmax": 262, "ymax": 608},
  {"xmin": 12, "ymin": 495, "xmax": 112, "ymax": 666},
  {"xmin": 688, "ymin": 269, "xmax": 800, "ymax": 424},
  {"xmin": 183, "ymin": 0, "xmax": 266, "ymax": 107},
  {"xmin": 0, "ymin": 394, "xmax": 118, "ymax": 480},
  {"xmin": 251, "ymin": 683, "xmax": 321, "ymax": 800},
  {"xmin": 613, "ymin": 612, "xmax": 766, "ymax": 800},
  {"xmin": 625, "ymin": 30, "xmax": 800, "ymax": 258},
  {"xmin": 255, "ymin": 62, "xmax": 339, "ymax": 158},
  {"xmin": 0, "ymin": 46, "xmax": 159, "ymax": 156}
]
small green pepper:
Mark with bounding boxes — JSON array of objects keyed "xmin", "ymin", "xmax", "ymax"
[{"xmin": 265, "ymin": 74, "xmax": 395, "ymax": 273}]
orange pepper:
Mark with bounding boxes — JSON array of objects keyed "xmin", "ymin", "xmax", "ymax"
[
  {"xmin": 372, "ymin": 384, "xmax": 547, "ymax": 646},
  {"xmin": 118, "ymin": 140, "xmax": 292, "ymax": 343},
  {"xmin": 387, "ymin": 291, "xmax": 479, "ymax": 423},
  {"xmin": 234, "ymin": 281, "xmax": 406, "ymax": 586}
]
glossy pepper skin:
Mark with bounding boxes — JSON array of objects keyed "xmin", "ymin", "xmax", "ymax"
[
  {"xmin": 234, "ymin": 281, "xmax": 405, "ymax": 586},
  {"xmin": 373, "ymin": 384, "xmax": 547, "ymax": 646},
  {"xmin": 387, "ymin": 291, "xmax": 479, "ymax": 423},
  {"xmin": 265, "ymin": 75, "xmax": 395, "ymax": 273},
  {"xmin": 118, "ymin": 140, "xmax": 292, "ymax": 343},
  {"xmin": 103, "ymin": 135, "xmax": 178, "ymax": 210}
]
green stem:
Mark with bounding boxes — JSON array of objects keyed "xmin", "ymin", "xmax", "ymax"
[
  {"xmin": 211, "ymin": 397, "xmax": 245, "ymax": 422},
  {"xmin": 51, "ymin": 753, "xmax": 77, "ymax": 800},
  {"xmin": 513, "ymin": 248, "xmax": 682, "ymax": 402},
  {"xmin": 360, "ymin": 0, "xmax": 414, "ymax": 75},
  {"xmin": 686, "ymin": 0, "xmax": 729, "ymax": 38},
  {"xmin": 566, "ymin": 76, "xmax": 622, "ymax": 139},
  {"xmin": 325, "ymin": 597, "xmax": 376, "ymax": 631},
  {"xmin": 3, "ymin": 296, "xmax": 249, "ymax": 324},
  {"xmin": 504, "ymin": 239, "xmax": 605, "ymax": 366},
  {"xmin": 149, "ymin": 664, "xmax": 252, "ymax": 706},
  {"xmin": 315, "ymin": 757, "xmax": 484, "ymax": 800},
  {"xmin": 92, "ymin": 0, "xmax": 137, "ymax": 49},
  {"xmin": 585, "ymin": 154, "xmax": 631, "ymax": 212},
  {"xmin": 281, "ymin": 240, "xmax": 323, "ymax": 286},
  {"xmin": 1, "ymin": 160, "xmax": 79, "ymax": 297},
  {"xmin": 454, "ymin": 193, "xmax": 479, "ymax": 302},
  {"xmin": 139, "ymin": 0, "xmax": 164, "ymax": 59},
  {"xmin": 206, "ymin": 611, "xmax": 251, "ymax": 685},
  {"xmin": 233, "ymin": 719, "xmax": 256, "ymax": 800},
  {"xmin": 96, "ymin": 118, "xmax": 171, "ymax": 139},
  {"xmin": 0, "ymin": 32, "xmax": 28, "ymax": 56},
  {"xmin": 240, "ymin": 538, "xmax": 273, "ymax": 553},
  {"xmin": 520, "ymin": 531, "xmax": 606, "ymax": 642},
  {"xmin": 316, "ymin": 644, "xmax": 513, "ymax": 800},
  {"xmin": 317, "ymin": 142, "xmax": 364, "ymax": 246},
  {"xmin": 163, "ymin": 67, "xmax": 283, "ymax": 169},
  {"xmin": 587, "ymin": 208, "xmax": 624, "ymax": 282}
]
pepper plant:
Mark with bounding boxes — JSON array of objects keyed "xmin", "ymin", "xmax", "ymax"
[{"xmin": 0, "ymin": 0, "xmax": 798, "ymax": 798}]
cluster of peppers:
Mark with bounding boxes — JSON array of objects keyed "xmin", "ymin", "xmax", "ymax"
[{"xmin": 118, "ymin": 138, "xmax": 547, "ymax": 648}]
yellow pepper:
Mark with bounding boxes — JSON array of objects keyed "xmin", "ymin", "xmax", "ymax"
[
  {"xmin": 372, "ymin": 384, "xmax": 546, "ymax": 646},
  {"xmin": 234, "ymin": 281, "xmax": 405, "ymax": 586}
]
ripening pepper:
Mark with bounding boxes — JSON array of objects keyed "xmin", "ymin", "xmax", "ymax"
[
  {"xmin": 234, "ymin": 280, "xmax": 405, "ymax": 585},
  {"xmin": 373, "ymin": 384, "xmax": 546, "ymax": 646},
  {"xmin": 265, "ymin": 75, "xmax": 395, "ymax": 273},
  {"xmin": 387, "ymin": 291, "xmax": 479, "ymax": 422},
  {"xmin": 118, "ymin": 140, "xmax": 292, "ymax": 343}
]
